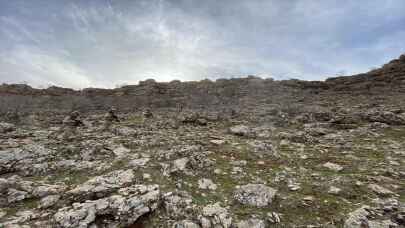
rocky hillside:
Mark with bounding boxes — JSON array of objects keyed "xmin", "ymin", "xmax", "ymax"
[{"xmin": 0, "ymin": 55, "xmax": 405, "ymax": 227}]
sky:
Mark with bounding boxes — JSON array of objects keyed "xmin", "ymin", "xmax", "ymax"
[{"xmin": 1, "ymin": 0, "xmax": 405, "ymax": 89}]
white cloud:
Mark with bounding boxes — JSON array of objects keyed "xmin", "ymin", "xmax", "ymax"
[
  {"xmin": 0, "ymin": 0, "xmax": 405, "ymax": 88},
  {"xmin": 0, "ymin": 46, "xmax": 102, "ymax": 88}
]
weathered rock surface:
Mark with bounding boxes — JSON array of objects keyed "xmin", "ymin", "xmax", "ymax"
[
  {"xmin": 54, "ymin": 185, "xmax": 160, "ymax": 228},
  {"xmin": 199, "ymin": 203, "xmax": 233, "ymax": 228},
  {"xmin": 236, "ymin": 218, "xmax": 266, "ymax": 228},
  {"xmin": 68, "ymin": 169, "xmax": 135, "ymax": 200}
]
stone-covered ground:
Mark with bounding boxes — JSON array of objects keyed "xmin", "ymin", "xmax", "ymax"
[{"xmin": 0, "ymin": 106, "xmax": 405, "ymax": 228}]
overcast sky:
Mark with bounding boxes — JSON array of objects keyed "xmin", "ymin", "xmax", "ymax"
[{"xmin": 1, "ymin": 0, "xmax": 405, "ymax": 88}]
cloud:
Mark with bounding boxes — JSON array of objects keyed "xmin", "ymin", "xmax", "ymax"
[
  {"xmin": 0, "ymin": 46, "xmax": 100, "ymax": 88},
  {"xmin": 0, "ymin": 16, "xmax": 40, "ymax": 44},
  {"xmin": 0, "ymin": 0, "xmax": 405, "ymax": 88}
]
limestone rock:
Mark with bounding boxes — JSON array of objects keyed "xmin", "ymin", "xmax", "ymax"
[
  {"xmin": 173, "ymin": 220, "xmax": 201, "ymax": 228},
  {"xmin": 199, "ymin": 203, "xmax": 232, "ymax": 228},
  {"xmin": 368, "ymin": 184, "xmax": 394, "ymax": 196},
  {"xmin": 323, "ymin": 162, "xmax": 343, "ymax": 172},
  {"xmin": 344, "ymin": 206, "xmax": 371, "ymax": 228},
  {"xmin": 54, "ymin": 185, "xmax": 160, "ymax": 228},
  {"xmin": 234, "ymin": 184, "xmax": 277, "ymax": 207},
  {"xmin": 68, "ymin": 169, "xmax": 135, "ymax": 200},
  {"xmin": 229, "ymin": 125, "xmax": 251, "ymax": 137},
  {"xmin": 198, "ymin": 178, "xmax": 217, "ymax": 191},
  {"xmin": 236, "ymin": 218, "xmax": 266, "ymax": 228}
]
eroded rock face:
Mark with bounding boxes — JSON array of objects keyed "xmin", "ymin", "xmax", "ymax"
[
  {"xmin": 234, "ymin": 184, "xmax": 277, "ymax": 207},
  {"xmin": 54, "ymin": 185, "xmax": 160, "ymax": 228}
]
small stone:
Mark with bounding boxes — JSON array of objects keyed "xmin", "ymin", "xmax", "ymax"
[
  {"xmin": 113, "ymin": 146, "xmax": 131, "ymax": 157},
  {"xmin": 173, "ymin": 220, "xmax": 200, "ymax": 228},
  {"xmin": 128, "ymin": 158, "xmax": 150, "ymax": 168},
  {"xmin": 39, "ymin": 195, "xmax": 60, "ymax": 209},
  {"xmin": 0, "ymin": 209, "xmax": 6, "ymax": 219},
  {"xmin": 267, "ymin": 212, "xmax": 281, "ymax": 223},
  {"xmin": 210, "ymin": 139, "xmax": 225, "ymax": 145},
  {"xmin": 231, "ymin": 160, "xmax": 247, "ymax": 166},
  {"xmin": 236, "ymin": 218, "xmax": 266, "ymax": 228},
  {"xmin": 328, "ymin": 186, "xmax": 342, "ymax": 195},
  {"xmin": 368, "ymin": 184, "xmax": 394, "ymax": 196},
  {"xmin": 279, "ymin": 139, "xmax": 289, "ymax": 146},
  {"xmin": 214, "ymin": 168, "xmax": 223, "ymax": 174},
  {"xmin": 257, "ymin": 161, "xmax": 265, "ymax": 165},
  {"xmin": 303, "ymin": 196, "xmax": 315, "ymax": 202},
  {"xmin": 232, "ymin": 166, "xmax": 243, "ymax": 174},
  {"xmin": 323, "ymin": 162, "xmax": 343, "ymax": 172},
  {"xmin": 143, "ymin": 173, "xmax": 151, "ymax": 180},
  {"xmin": 229, "ymin": 125, "xmax": 251, "ymax": 136},
  {"xmin": 299, "ymin": 153, "xmax": 308, "ymax": 159},
  {"xmin": 288, "ymin": 183, "xmax": 301, "ymax": 191},
  {"xmin": 173, "ymin": 158, "xmax": 189, "ymax": 171},
  {"xmin": 198, "ymin": 178, "xmax": 218, "ymax": 190}
]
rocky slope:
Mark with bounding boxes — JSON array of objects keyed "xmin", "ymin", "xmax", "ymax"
[{"xmin": 0, "ymin": 55, "xmax": 405, "ymax": 227}]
